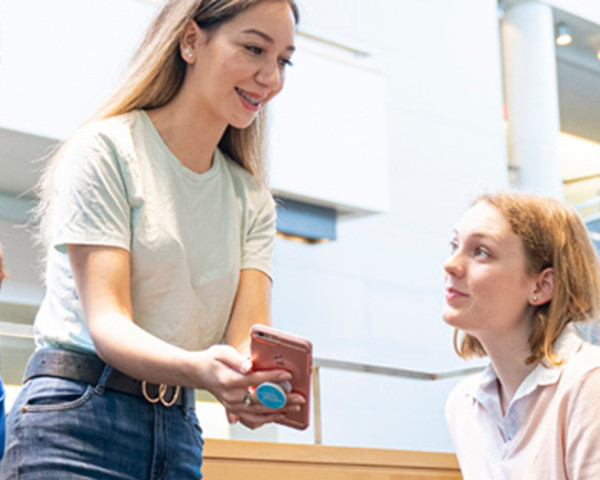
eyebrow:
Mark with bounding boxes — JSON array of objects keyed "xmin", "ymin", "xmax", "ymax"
[
  {"xmin": 452, "ymin": 229, "xmax": 500, "ymax": 243},
  {"xmin": 241, "ymin": 28, "xmax": 296, "ymax": 52}
]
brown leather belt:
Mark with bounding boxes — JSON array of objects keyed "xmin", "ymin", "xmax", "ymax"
[{"xmin": 24, "ymin": 348, "xmax": 186, "ymax": 407}]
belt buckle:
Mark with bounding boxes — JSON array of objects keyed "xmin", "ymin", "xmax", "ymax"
[{"xmin": 141, "ymin": 381, "xmax": 181, "ymax": 407}]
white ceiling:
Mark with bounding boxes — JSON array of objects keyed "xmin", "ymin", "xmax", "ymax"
[{"xmin": 554, "ymin": 8, "xmax": 600, "ymax": 143}]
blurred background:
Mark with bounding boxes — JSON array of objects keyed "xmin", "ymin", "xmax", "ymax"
[{"xmin": 1, "ymin": 0, "xmax": 599, "ymax": 453}]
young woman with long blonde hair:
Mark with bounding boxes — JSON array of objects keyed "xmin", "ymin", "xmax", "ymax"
[{"xmin": 1, "ymin": 1, "xmax": 302, "ymax": 478}]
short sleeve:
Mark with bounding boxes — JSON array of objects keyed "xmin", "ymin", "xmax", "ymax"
[
  {"xmin": 565, "ymin": 367, "xmax": 600, "ymax": 479},
  {"xmin": 52, "ymin": 130, "xmax": 131, "ymax": 252},
  {"xmin": 241, "ymin": 190, "xmax": 276, "ymax": 279}
]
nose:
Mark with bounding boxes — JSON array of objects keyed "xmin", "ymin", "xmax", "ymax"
[
  {"xmin": 256, "ymin": 60, "xmax": 283, "ymax": 91},
  {"xmin": 443, "ymin": 251, "xmax": 463, "ymax": 278}
]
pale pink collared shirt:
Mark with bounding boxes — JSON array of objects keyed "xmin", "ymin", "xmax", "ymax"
[{"xmin": 446, "ymin": 324, "xmax": 600, "ymax": 479}]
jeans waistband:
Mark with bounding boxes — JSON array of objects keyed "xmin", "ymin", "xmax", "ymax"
[{"xmin": 24, "ymin": 348, "xmax": 192, "ymax": 408}]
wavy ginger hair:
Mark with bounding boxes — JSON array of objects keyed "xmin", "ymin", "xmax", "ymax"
[{"xmin": 454, "ymin": 192, "xmax": 600, "ymax": 366}]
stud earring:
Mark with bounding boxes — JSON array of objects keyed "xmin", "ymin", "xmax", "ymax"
[
  {"xmin": 532, "ymin": 295, "xmax": 538, "ymax": 302},
  {"xmin": 184, "ymin": 48, "xmax": 192, "ymax": 59}
]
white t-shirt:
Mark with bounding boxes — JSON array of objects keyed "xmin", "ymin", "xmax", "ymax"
[{"xmin": 34, "ymin": 110, "xmax": 276, "ymax": 353}]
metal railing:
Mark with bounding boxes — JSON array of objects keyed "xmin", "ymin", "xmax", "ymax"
[{"xmin": 311, "ymin": 357, "xmax": 484, "ymax": 444}]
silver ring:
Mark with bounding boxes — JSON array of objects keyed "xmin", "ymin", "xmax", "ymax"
[{"xmin": 243, "ymin": 391, "xmax": 253, "ymax": 407}]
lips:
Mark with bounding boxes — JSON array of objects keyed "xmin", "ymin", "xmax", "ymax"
[
  {"xmin": 235, "ymin": 87, "xmax": 262, "ymax": 109},
  {"xmin": 445, "ymin": 286, "xmax": 469, "ymax": 301}
]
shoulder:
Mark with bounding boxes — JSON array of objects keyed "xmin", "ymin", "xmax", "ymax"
[
  {"xmin": 445, "ymin": 373, "xmax": 485, "ymax": 448},
  {"xmin": 65, "ymin": 111, "xmax": 140, "ymax": 155},
  {"xmin": 555, "ymin": 344, "xmax": 600, "ymax": 448},
  {"xmin": 55, "ymin": 113, "xmax": 144, "ymax": 189},
  {"xmin": 446, "ymin": 373, "xmax": 482, "ymax": 416},
  {"xmin": 59, "ymin": 112, "xmax": 142, "ymax": 169},
  {"xmin": 549, "ymin": 341, "xmax": 600, "ymax": 421},
  {"xmin": 559, "ymin": 341, "xmax": 600, "ymax": 390}
]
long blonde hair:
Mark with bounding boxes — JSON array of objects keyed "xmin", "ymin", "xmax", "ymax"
[
  {"xmin": 35, "ymin": 0, "xmax": 299, "ymax": 254},
  {"xmin": 454, "ymin": 192, "xmax": 600, "ymax": 365}
]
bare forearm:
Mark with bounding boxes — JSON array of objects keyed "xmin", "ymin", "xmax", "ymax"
[
  {"xmin": 89, "ymin": 312, "xmax": 199, "ymax": 388},
  {"xmin": 66, "ymin": 245, "xmax": 299, "ymax": 428},
  {"xmin": 225, "ymin": 269, "xmax": 272, "ymax": 353}
]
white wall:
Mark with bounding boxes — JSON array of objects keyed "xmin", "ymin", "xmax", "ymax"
[
  {"xmin": 269, "ymin": 35, "xmax": 390, "ymax": 216},
  {"xmin": 0, "ymin": 0, "xmax": 155, "ymax": 139},
  {"xmin": 257, "ymin": 0, "xmax": 509, "ymax": 451}
]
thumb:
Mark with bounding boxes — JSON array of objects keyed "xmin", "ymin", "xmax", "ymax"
[
  {"xmin": 227, "ymin": 411, "xmax": 240, "ymax": 424},
  {"xmin": 214, "ymin": 345, "xmax": 252, "ymax": 374}
]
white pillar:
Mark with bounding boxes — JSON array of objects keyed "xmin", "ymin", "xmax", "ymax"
[{"xmin": 501, "ymin": 0, "xmax": 563, "ymax": 198}]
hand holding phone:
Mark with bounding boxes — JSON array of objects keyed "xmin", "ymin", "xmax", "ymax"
[{"xmin": 249, "ymin": 324, "xmax": 312, "ymax": 430}]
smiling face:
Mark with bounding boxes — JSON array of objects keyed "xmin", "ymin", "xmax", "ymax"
[
  {"xmin": 442, "ymin": 201, "xmax": 539, "ymax": 340},
  {"xmin": 183, "ymin": 1, "xmax": 296, "ymax": 129}
]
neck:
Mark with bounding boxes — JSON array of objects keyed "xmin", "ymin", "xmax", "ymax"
[
  {"xmin": 146, "ymin": 89, "xmax": 228, "ymax": 174},
  {"xmin": 478, "ymin": 324, "xmax": 538, "ymax": 415}
]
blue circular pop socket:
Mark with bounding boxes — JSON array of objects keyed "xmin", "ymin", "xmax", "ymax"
[{"xmin": 255, "ymin": 381, "xmax": 291, "ymax": 409}]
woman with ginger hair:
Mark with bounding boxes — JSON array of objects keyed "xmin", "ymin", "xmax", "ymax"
[{"xmin": 443, "ymin": 192, "xmax": 600, "ymax": 479}]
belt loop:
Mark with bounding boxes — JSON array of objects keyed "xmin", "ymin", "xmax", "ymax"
[
  {"xmin": 184, "ymin": 388, "xmax": 195, "ymax": 411},
  {"xmin": 95, "ymin": 364, "xmax": 114, "ymax": 394},
  {"xmin": 22, "ymin": 349, "xmax": 40, "ymax": 383},
  {"xmin": 181, "ymin": 388, "xmax": 195, "ymax": 419}
]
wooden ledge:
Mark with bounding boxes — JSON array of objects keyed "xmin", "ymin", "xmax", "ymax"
[{"xmin": 203, "ymin": 439, "xmax": 462, "ymax": 479}]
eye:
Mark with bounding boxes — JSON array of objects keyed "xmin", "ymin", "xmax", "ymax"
[
  {"xmin": 449, "ymin": 240, "xmax": 459, "ymax": 253},
  {"xmin": 278, "ymin": 57, "xmax": 293, "ymax": 68},
  {"xmin": 474, "ymin": 246, "xmax": 490, "ymax": 259},
  {"xmin": 245, "ymin": 45, "xmax": 264, "ymax": 55}
]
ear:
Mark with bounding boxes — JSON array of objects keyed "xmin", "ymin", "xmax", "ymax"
[
  {"xmin": 530, "ymin": 267, "xmax": 554, "ymax": 306},
  {"xmin": 179, "ymin": 20, "xmax": 203, "ymax": 64}
]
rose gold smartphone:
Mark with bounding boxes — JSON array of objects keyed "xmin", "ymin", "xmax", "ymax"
[{"xmin": 250, "ymin": 324, "xmax": 312, "ymax": 430}]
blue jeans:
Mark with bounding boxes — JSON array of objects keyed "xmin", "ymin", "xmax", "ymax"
[{"xmin": 0, "ymin": 365, "xmax": 204, "ymax": 479}]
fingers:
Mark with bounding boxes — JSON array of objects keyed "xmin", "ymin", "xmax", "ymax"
[
  {"xmin": 243, "ymin": 369, "xmax": 293, "ymax": 387},
  {"xmin": 226, "ymin": 399, "xmax": 286, "ymax": 429},
  {"xmin": 225, "ymin": 389, "xmax": 307, "ymax": 429},
  {"xmin": 286, "ymin": 392, "xmax": 307, "ymax": 406},
  {"xmin": 237, "ymin": 411, "xmax": 286, "ymax": 429},
  {"xmin": 234, "ymin": 389, "xmax": 304, "ymax": 414},
  {"xmin": 201, "ymin": 345, "xmax": 304, "ymax": 428},
  {"xmin": 219, "ymin": 364, "xmax": 294, "ymax": 392},
  {"xmin": 209, "ymin": 344, "xmax": 252, "ymax": 375},
  {"xmin": 227, "ymin": 410, "xmax": 240, "ymax": 424},
  {"xmin": 207, "ymin": 345, "xmax": 295, "ymax": 389},
  {"xmin": 232, "ymin": 398, "xmax": 303, "ymax": 429}
]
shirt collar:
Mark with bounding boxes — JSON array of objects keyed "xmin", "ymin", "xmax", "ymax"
[
  {"xmin": 469, "ymin": 323, "xmax": 584, "ymax": 403},
  {"xmin": 464, "ymin": 324, "xmax": 584, "ymax": 442}
]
